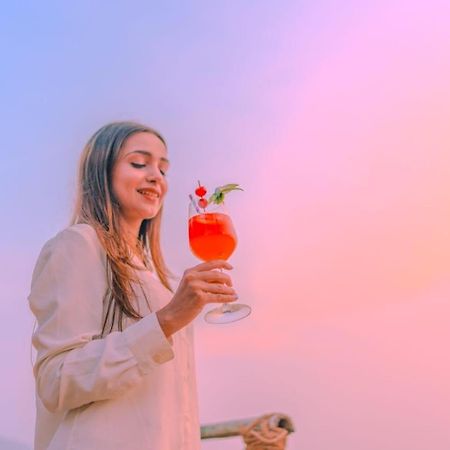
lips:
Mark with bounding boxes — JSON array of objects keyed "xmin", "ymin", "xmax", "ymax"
[{"xmin": 137, "ymin": 188, "xmax": 160, "ymax": 200}]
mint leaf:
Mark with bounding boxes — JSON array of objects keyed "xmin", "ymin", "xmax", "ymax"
[{"xmin": 208, "ymin": 183, "xmax": 243, "ymax": 204}]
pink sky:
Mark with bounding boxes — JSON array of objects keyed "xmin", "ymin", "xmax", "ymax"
[
  {"xmin": 197, "ymin": 2, "xmax": 450, "ymax": 448},
  {"xmin": 1, "ymin": 1, "xmax": 450, "ymax": 449}
]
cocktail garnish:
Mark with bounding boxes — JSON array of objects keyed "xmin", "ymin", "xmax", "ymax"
[
  {"xmin": 208, "ymin": 183, "xmax": 243, "ymax": 205},
  {"xmin": 195, "ymin": 181, "xmax": 207, "ymax": 198},
  {"xmin": 194, "ymin": 180, "xmax": 208, "ymax": 209}
]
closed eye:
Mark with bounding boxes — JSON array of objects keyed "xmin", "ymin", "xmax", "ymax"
[
  {"xmin": 131, "ymin": 162, "xmax": 146, "ymax": 168},
  {"xmin": 131, "ymin": 162, "xmax": 167, "ymax": 176}
]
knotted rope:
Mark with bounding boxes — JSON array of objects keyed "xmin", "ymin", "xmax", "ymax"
[{"xmin": 239, "ymin": 413, "xmax": 289, "ymax": 450}]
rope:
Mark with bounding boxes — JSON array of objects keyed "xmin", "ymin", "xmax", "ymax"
[{"xmin": 239, "ymin": 413, "xmax": 289, "ymax": 450}]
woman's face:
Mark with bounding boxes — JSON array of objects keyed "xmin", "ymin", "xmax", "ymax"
[{"xmin": 112, "ymin": 132, "xmax": 169, "ymax": 230}]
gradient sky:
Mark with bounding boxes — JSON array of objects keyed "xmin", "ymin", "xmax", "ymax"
[{"xmin": 1, "ymin": 1, "xmax": 450, "ymax": 449}]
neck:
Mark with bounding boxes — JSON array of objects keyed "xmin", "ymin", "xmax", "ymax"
[{"xmin": 118, "ymin": 217, "xmax": 142, "ymax": 251}]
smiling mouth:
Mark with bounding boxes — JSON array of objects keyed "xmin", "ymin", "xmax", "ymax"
[{"xmin": 137, "ymin": 189, "xmax": 160, "ymax": 200}]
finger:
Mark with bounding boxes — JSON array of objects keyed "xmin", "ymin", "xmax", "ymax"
[
  {"xmin": 197, "ymin": 280, "xmax": 236, "ymax": 295},
  {"xmin": 205, "ymin": 293, "xmax": 239, "ymax": 304},
  {"xmin": 196, "ymin": 271, "xmax": 233, "ymax": 286},
  {"xmin": 193, "ymin": 260, "xmax": 233, "ymax": 272}
]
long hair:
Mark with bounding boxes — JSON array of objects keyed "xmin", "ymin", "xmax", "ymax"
[{"xmin": 71, "ymin": 121, "xmax": 173, "ymax": 335}]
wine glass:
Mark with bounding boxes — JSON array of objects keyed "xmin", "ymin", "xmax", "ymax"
[{"xmin": 188, "ymin": 200, "xmax": 251, "ymax": 324}]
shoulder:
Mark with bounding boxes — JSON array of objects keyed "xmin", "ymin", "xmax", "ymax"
[
  {"xmin": 56, "ymin": 223, "xmax": 101, "ymax": 247},
  {"xmin": 39, "ymin": 223, "xmax": 105, "ymax": 266},
  {"xmin": 29, "ymin": 224, "xmax": 109, "ymax": 316},
  {"xmin": 31, "ymin": 224, "xmax": 107, "ymax": 290},
  {"xmin": 51, "ymin": 223, "xmax": 100, "ymax": 246}
]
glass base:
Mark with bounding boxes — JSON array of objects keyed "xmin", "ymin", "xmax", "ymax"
[{"xmin": 204, "ymin": 303, "xmax": 252, "ymax": 324}]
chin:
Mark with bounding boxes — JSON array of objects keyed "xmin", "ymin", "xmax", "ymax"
[{"xmin": 142, "ymin": 207, "xmax": 161, "ymax": 220}]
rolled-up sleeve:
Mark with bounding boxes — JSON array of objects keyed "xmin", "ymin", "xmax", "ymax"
[{"xmin": 28, "ymin": 226, "xmax": 174, "ymax": 413}]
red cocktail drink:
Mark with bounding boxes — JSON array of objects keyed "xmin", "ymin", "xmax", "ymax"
[
  {"xmin": 188, "ymin": 182, "xmax": 251, "ymax": 324},
  {"xmin": 189, "ymin": 212, "xmax": 237, "ymax": 261}
]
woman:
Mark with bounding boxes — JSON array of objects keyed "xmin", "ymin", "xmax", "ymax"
[{"xmin": 28, "ymin": 121, "xmax": 238, "ymax": 450}]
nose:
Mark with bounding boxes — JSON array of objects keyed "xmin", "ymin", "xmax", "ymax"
[{"xmin": 145, "ymin": 164, "xmax": 164, "ymax": 183}]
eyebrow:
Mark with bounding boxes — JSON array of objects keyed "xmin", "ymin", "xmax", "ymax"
[{"xmin": 126, "ymin": 150, "xmax": 170, "ymax": 164}]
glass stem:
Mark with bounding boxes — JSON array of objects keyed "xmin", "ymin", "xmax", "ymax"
[{"xmin": 220, "ymin": 268, "xmax": 232, "ymax": 313}]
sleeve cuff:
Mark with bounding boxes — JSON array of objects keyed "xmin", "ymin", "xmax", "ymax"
[{"xmin": 123, "ymin": 313, "xmax": 175, "ymax": 375}]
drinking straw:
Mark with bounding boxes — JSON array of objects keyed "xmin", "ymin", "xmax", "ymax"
[{"xmin": 189, "ymin": 194, "xmax": 201, "ymax": 213}]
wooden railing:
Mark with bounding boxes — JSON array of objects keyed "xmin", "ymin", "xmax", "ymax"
[{"xmin": 201, "ymin": 413, "xmax": 295, "ymax": 448}]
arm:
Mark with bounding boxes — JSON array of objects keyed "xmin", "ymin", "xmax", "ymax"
[{"xmin": 29, "ymin": 226, "xmax": 174, "ymax": 413}]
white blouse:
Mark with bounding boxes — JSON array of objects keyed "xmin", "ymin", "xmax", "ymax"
[{"xmin": 28, "ymin": 224, "xmax": 200, "ymax": 450}]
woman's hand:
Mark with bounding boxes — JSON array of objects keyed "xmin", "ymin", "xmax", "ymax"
[{"xmin": 156, "ymin": 260, "xmax": 237, "ymax": 337}]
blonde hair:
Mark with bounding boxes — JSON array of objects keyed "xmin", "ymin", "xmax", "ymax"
[{"xmin": 71, "ymin": 121, "xmax": 173, "ymax": 334}]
